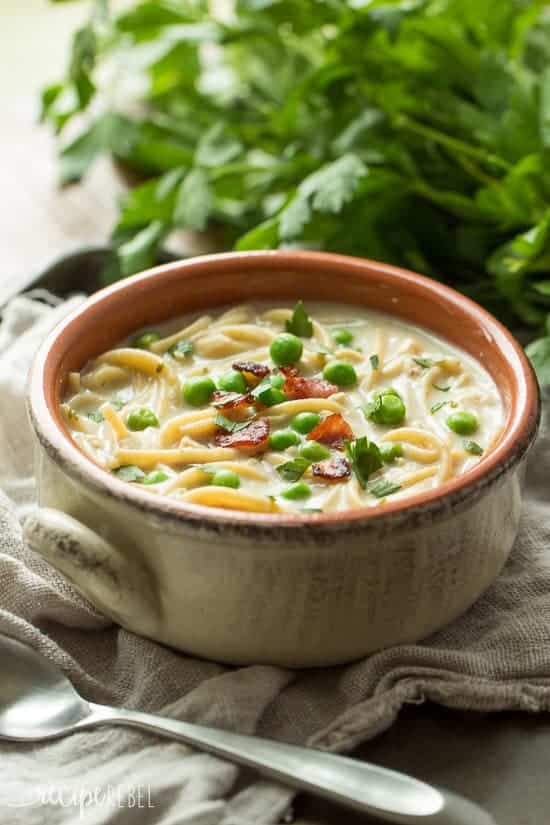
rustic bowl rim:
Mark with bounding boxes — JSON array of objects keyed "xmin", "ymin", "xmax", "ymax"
[{"xmin": 28, "ymin": 250, "xmax": 540, "ymax": 541}]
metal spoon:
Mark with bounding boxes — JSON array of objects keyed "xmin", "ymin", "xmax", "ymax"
[{"xmin": 0, "ymin": 634, "xmax": 495, "ymax": 825}]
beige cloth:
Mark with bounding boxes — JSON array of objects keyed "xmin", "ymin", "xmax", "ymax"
[{"xmin": 1, "ymin": 295, "xmax": 550, "ymax": 824}]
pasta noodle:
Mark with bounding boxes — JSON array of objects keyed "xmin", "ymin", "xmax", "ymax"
[
  {"xmin": 264, "ymin": 398, "xmax": 345, "ymax": 417},
  {"xmin": 160, "ymin": 410, "xmax": 217, "ymax": 446},
  {"xmin": 181, "ymin": 487, "xmax": 280, "ymax": 513},
  {"xmin": 100, "ymin": 402, "xmax": 129, "ymax": 439},
  {"xmin": 81, "ymin": 364, "xmax": 129, "ymax": 390},
  {"xmin": 150, "ymin": 315, "xmax": 212, "ymax": 354},
  {"xmin": 115, "ymin": 447, "xmax": 238, "ymax": 468},
  {"xmin": 62, "ymin": 301, "xmax": 504, "ymax": 514},
  {"xmin": 67, "ymin": 372, "xmax": 81, "ymax": 394}
]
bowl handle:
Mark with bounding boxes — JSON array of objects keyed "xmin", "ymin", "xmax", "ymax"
[{"xmin": 23, "ymin": 507, "xmax": 159, "ymax": 632}]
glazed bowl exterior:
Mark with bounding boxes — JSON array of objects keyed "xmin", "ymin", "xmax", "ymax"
[{"xmin": 26, "ymin": 252, "xmax": 540, "ymax": 667}]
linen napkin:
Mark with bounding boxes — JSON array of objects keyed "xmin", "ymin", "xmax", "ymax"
[{"xmin": 1, "ymin": 293, "xmax": 550, "ymax": 825}]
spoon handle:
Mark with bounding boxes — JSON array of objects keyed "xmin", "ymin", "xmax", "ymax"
[{"xmin": 84, "ymin": 704, "xmax": 493, "ymax": 825}]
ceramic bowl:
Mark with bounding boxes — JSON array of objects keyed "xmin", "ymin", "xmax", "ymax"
[{"xmin": 25, "ymin": 252, "xmax": 540, "ymax": 667}]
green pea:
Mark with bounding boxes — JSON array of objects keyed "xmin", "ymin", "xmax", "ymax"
[
  {"xmin": 379, "ymin": 442, "xmax": 404, "ymax": 463},
  {"xmin": 282, "ymin": 482, "xmax": 312, "ymax": 500},
  {"xmin": 127, "ymin": 408, "xmax": 159, "ymax": 431},
  {"xmin": 269, "ymin": 429, "xmax": 301, "ymax": 451},
  {"xmin": 218, "ymin": 370, "xmax": 248, "ymax": 394},
  {"xmin": 323, "ymin": 360, "xmax": 357, "ymax": 387},
  {"xmin": 142, "ymin": 471, "xmax": 169, "ymax": 485},
  {"xmin": 446, "ymin": 410, "xmax": 478, "ymax": 436},
  {"xmin": 331, "ymin": 328, "xmax": 354, "ymax": 346},
  {"xmin": 291, "ymin": 411, "xmax": 321, "ymax": 434},
  {"xmin": 299, "ymin": 441, "xmax": 330, "ymax": 461},
  {"xmin": 270, "ymin": 371, "xmax": 286, "ymax": 389},
  {"xmin": 253, "ymin": 385, "xmax": 287, "ymax": 407},
  {"xmin": 132, "ymin": 331, "xmax": 161, "ymax": 350},
  {"xmin": 182, "ymin": 376, "xmax": 216, "ymax": 407},
  {"xmin": 367, "ymin": 389, "xmax": 406, "ymax": 426},
  {"xmin": 270, "ymin": 333, "xmax": 303, "ymax": 366},
  {"xmin": 210, "ymin": 469, "xmax": 240, "ymax": 489}
]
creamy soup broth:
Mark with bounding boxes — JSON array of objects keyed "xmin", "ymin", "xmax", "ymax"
[{"xmin": 62, "ymin": 301, "xmax": 505, "ymax": 514}]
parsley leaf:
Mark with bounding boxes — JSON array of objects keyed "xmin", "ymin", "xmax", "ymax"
[
  {"xmin": 250, "ymin": 372, "xmax": 287, "ymax": 406},
  {"xmin": 413, "ymin": 357, "xmax": 434, "ymax": 369},
  {"xmin": 463, "ymin": 440, "xmax": 484, "ymax": 456},
  {"xmin": 114, "ymin": 465, "xmax": 169, "ymax": 484},
  {"xmin": 141, "ymin": 471, "xmax": 169, "ymax": 485},
  {"xmin": 526, "ymin": 335, "xmax": 550, "ymax": 387},
  {"xmin": 215, "ymin": 414, "xmax": 250, "ymax": 433},
  {"xmin": 430, "ymin": 400, "xmax": 450, "ymax": 414},
  {"xmin": 344, "ymin": 437, "xmax": 383, "ymax": 489},
  {"xmin": 279, "ymin": 155, "xmax": 367, "ymax": 240},
  {"xmin": 430, "ymin": 400, "xmax": 458, "ymax": 413},
  {"xmin": 286, "ymin": 300, "xmax": 313, "ymax": 338},
  {"xmin": 369, "ymin": 479, "xmax": 402, "ymax": 498},
  {"xmin": 113, "ymin": 465, "xmax": 146, "ymax": 483},
  {"xmin": 43, "ymin": 0, "xmax": 550, "ymax": 389},
  {"xmin": 255, "ymin": 386, "xmax": 287, "ymax": 406},
  {"xmin": 276, "ymin": 458, "xmax": 311, "ymax": 482},
  {"xmin": 86, "ymin": 410, "xmax": 104, "ymax": 423},
  {"xmin": 173, "ymin": 168, "xmax": 212, "ymax": 231},
  {"xmin": 169, "ymin": 339, "xmax": 194, "ymax": 360},
  {"xmin": 370, "ymin": 354, "xmax": 379, "ymax": 370}
]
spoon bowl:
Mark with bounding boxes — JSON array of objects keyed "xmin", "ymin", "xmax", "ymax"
[
  {"xmin": 0, "ymin": 633, "xmax": 495, "ymax": 825},
  {"xmin": 0, "ymin": 635, "xmax": 90, "ymax": 740}
]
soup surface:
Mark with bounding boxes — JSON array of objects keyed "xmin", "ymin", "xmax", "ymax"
[{"xmin": 62, "ymin": 301, "xmax": 504, "ymax": 514}]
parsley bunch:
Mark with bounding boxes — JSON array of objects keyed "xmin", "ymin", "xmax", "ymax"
[{"xmin": 43, "ymin": 0, "xmax": 550, "ymax": 380}]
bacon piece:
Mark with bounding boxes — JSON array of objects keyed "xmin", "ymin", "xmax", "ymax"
[
  {"xmin": 211, "ymin": 390, "xmax": 253, "ymax": 421},
  {"xmin": 306, "ymin": 413, "xmax": 354, "ymax": 449},
  {"xmin": 232, "ymin": 361, "xmax": 270, "ymax": 386},
  {"xmin": 280, "ymin": 367, "xmax": 338, "ymax": 400},
  {"xmin": 212, "ymin": 390, "xmax": 253, "ymax": 409},
  {"xmin": 312, "ymin": 455, "xmax": 351, "ymax": 483},
  {"xmin": 214, "ymin": 417, "xmax": 270, "ymax": 452}
]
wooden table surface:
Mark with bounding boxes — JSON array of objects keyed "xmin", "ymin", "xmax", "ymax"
[{"xmin": 3, "ymin": 4, "xmax": 550, "ymax": 824}]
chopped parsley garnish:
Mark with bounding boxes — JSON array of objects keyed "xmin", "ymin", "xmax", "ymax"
[
  {"xmin": 252, "ymin": 384, "xmax": 287, "ymax": 406},
  {"xmin": 430, "ymin": 400, "xmax": 458, "ymax": 414},
  {"xmin": 141, "ymin": 471, "xmax": 169, "ymax": 485},
  {"xmin": 433, "ymin": 384, "xmax": 450, "ymax": 392},
  {"xmin": 86, "ymin": 410, "xmax": 104, "ymax": 423},
  {"xmin": 344, "ymin": 437, "xmax": 383, "ymax": 489},
  {"xmin": 111, "ymin": 400, "xmax": 126, "ymax": 411},
  {"xmin": 463, "ymin": 440, "xmax": 484, "ymax": 456},
  {"xmin": 251, "ymin": 373, "xmax": 287, "ymax": 406},
  {"xmin": 169, "ymin": 339, "xmax": 194, "ymax": 360},
  {"xmin": 113, "ymin": 465, "xmax": 169, "ymax": 484},
  {"xmin": 286, "ymin": 300, "xmax": 313, "ymax": 338},
  {"xmin": 276, "ymin": 457, "xmax": 311, "ymax": 482},
  {"xmin": 215, "ymin": 414, "xmax": 250, "ymax": 433},
  {"xmin": 369, "ymin": 479, "xmax": 402, "ymax": 498},
  {"xmin": 113, "ymin": 465, "xmax": 146, "ymax": 483},
  {"xmin": 363, "ymin": 388, "xmax": 406, "ymax": 426},
  {"xmin": 370, "ymin": 354, "xmax": 379, "ymax": 370},
  {"xmin": 413, "ymin": 357, "xmax": 434, "ymax": 369}
]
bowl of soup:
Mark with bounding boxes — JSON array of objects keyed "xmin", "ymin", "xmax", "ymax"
[{"xmin": 25, "ymin": 252, "xmax": 540, "ymax": 667}]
